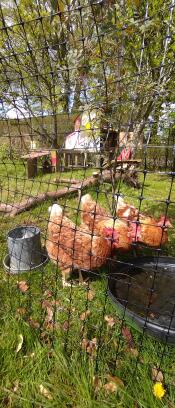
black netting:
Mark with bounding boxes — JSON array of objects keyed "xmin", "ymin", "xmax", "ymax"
[{"xmin": 0, "ymin": 0, "xmax": 175, "ymax": 406}]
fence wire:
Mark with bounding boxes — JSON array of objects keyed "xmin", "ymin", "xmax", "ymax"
[{"xmin": 0, "ymin": 0, "xmax": 175, "ymax": 406}]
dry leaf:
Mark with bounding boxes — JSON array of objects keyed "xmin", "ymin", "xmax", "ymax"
[
  {"xmin": 151, "ymin": 367, "xmax": 164, "ymax": 383},
  {"xmin": 62, "ymin": 320, "xmax": 69, "ymax": 331},
  {"xmin": 39, "ymin": 384, "xmax": 53, "ymax": 400},
  {"xmin": 42, "ymin": 300, "xmax": 52, "ymax": 309},
  {"xmin": 87, "ymin": 289, "xmax": 95, "ymax": 301},
  {"xmin": 122, "ymin": 327, "xmax": 134, "ymax": 348},
  {"xmin": 80, "ymin": 310, "xmax": 91, "ymax": 321},
  {"xmin": 28, "ymin": 318, "xmax": 40, "ymax": 329},
  {"xmin": 130, "ymin": 348, "xmax": 139, "ymax": 357},
  {"xmin": 106, "ymin": 375, "xmax": 124, "ymax": 387},
  {"xmin": 87, "ymin": 338, "xmax": 97, "ymax": 355},
  {"xmin": 104, "ymin": 315, "xmax": 115, "ymax": 328},
  {"xmin": 81, "ymin": 337, "xmax": 97, "ymax": 355},
  {"xmin": 45, "ymin": 307, "xmax": 53, "ymax": 323},
  {"xmin": 81, "ymin": 338, "xmax": 89, "ymax": 350},
  {"xmin": 40, "ymin": 332, "xmax": 51, "ymax": 345},
  {"xmin": 13, "ymin": 380, "xmax": 19, "ymax": 393},
  {"xmin": 43, "ymin": 290, "xmax": 53, "ymax": 298},
  {"xmin": 50, "ymin": 300, "xmax": 60, "ymax": 307},
  {"xmin": 103, "ymin": 381, "xmax": 117, "ymax": 393},
  {"xmin": 93, "ymin": 375, "xmax": 102, "ymax": 393},
  {"xmin": 16, "ymin": 307, "xmax": 26, "ymax": 316},
  {"xmin": 16, "ymin": 334, "xmax": 23, "ymax": 353},
  {"xmin": 17, "ymin": 281, "xmax": 29, "ymax": 293}
]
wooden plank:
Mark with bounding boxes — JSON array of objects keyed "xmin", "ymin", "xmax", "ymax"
[
  {"xmin": 27, "ymin": 158, "xmax": 37, "ymax": 178},
  {"xmin": 21, "ymin": 150, "xmax": 50, "ymax": 159}
]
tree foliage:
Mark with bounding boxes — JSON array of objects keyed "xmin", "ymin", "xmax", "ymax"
[{"xmin": 0, "ymin": 0, "xmax": 174, "ymax": 146}]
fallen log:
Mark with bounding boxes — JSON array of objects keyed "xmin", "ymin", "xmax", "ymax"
[
  {"xmin": 0, "ymin": 169, "xmax": 139, "ymax": 217},
  {"xmin": 53, "ymin": 178, "xmax": 80, "ymax": 184}
]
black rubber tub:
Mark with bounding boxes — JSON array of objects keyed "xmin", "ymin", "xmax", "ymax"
[{"xmin": 108, "ymin": 257, "xmax": 175, "ymax": 344}]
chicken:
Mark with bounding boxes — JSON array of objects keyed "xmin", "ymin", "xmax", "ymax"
[
  {"xmin": 80, "ymin": 194, "xmax": 132, "ymax": 252},
  {"xmin": 115, "ymin": 196, "xmax": 173, "ymax": 248},
  {"xmin": 46, "ymin": 204, "xmax": 117, "ymax": 287},
  {"xmin": 130, "ymin": 215, "xmax": 173, "ymax": 248},
  {"xmin": 115, "ymin": 196, "xmax": 139, "ymax": 220}
]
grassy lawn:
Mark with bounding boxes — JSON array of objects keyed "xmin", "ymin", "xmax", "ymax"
[{"xmin": 0, "ymin": 159, "xmax": 175, "ymax": 407}]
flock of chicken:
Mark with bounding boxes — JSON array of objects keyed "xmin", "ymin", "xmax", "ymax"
[{"xmin": 46, "ymin": 194, "xmax": 172, "ymax": 287}]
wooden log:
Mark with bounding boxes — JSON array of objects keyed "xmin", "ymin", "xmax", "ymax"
[
  {"xmin": 53, "ymin": 178, "xmax": 80, "ymax": 184},
  {"xmin": 0, "ymin": 203, "xmax": 14, "ymax": 213},
  {"xmin": 0, "ymin": 169, "xmax": 139, "ymax": 217}
]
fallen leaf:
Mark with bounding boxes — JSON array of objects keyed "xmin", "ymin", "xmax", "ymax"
[
  {"xmin": 44, "ymin": 320, "xmax": 59, "ymax": 331},
  {"xmin": 42, "ymin": 300, "xmax": 52, "ymax": 309},
  {"xmin": 106, "ymin": 374, "xmax": 124, "ymax": 387},
  {"xmin": 93, "ymin": 375, "xmax": 102, "ymax": 393},
  {"xmin": 40, "ymin": 332, "xmax": 51, "ymax": 345},
  {"xmin": 43, "ymin": 290, "xmax": 53, "ymax": 298},
  {"xmin": 39, "ymin": 384, "xmax": 53, "ymax": 400},
  {"xmin": 130, "ymin": 348, "xmax": 139, "ymax": 357},
  {"xmin": 122, "ymin": 327, "xmax": 134, "ymax": 348},
  {"xmin": 50, "ymin": 300, "xmax": 60, "ymax": 307},
  {"xmin": 81, "ymin": 338, "xmax": 89, "ymax": 350},
  {"xmin": 80, "ymin": 310, "xmax": 91, "ymax": 321},
  {"xmin": 16, "ymin": 334, "xmax": 23, "ymax": 353},
  {"xmin": 16, "ymin": 307, "xmax": 26, "ymax": 316},
  {"xmin": 17, "ymin": 281, "xmax": 29, "ymax": 293},
  {"xmin": 13, "ymin": 380, "xmax": 19, "ymax": 393},
  {"xmin": 62, "ymin": 320, "xmax": 69, "ymax": 331},
  {"xmin": 48, "ymin": 350, "xmax": 54, "ymax": 359},
  {"xmin": 81, "ymin": 337, "xmax": 97, "ymax": 355},
  {"xmin": 28, "ymin": 318, "xmax": 40, "ymax": 329},
  {"xmin": 151, "ymin": 367, "xmax": 164, "ymax": 383},
  {"xmin": 103, "ymin": 381, "xmax": 117, "ymax": 393},
  {"xmin": 104, "ymin": 315, "xmax": 115, "ymax": 328},
  {"xmin": 87, "ymin": 289, "xmax": 95, "ymax": 301},
  {"xmin": 45, "ymin": 307, "xmax": 53, "ymax": 323},
  {"xmin": 87, "ymin": 338, "xmax": 97, "ymax": 355}
]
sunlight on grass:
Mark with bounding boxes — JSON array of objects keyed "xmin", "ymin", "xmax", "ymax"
[{"xmin": 0, "ymin": 161, "xmax": 174, "ymax": 407}]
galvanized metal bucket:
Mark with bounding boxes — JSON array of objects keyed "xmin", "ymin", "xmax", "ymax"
[{"xmin": 7, "ymin": 226, "xmax": 42, "ymax": 271}]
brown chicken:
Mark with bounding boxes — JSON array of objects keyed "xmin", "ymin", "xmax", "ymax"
[
  {"xmin": 130, "ymin": 215, "xmax": 173, "ymax": 248},
  {"xmin": 80, "ymin": 194, "xmax": 132, "ymax": 252},
  {"xmin": 115, "ymin": 196, "xmax": 173, "ymax": 248},
  {"xmin": 115, "ymin": 196, "xmax": 139, "ymax": 220},
  {"xmin": 46, "ymin": 204, "xmax": 117, "ymax": 287}
]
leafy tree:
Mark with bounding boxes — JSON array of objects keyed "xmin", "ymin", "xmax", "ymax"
[{"xmin": 0, "ymin": 0, "xmax": 174, "ymax": 150}]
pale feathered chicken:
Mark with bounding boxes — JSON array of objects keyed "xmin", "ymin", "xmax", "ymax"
[
  {"xmin": 80, "ymin": 194, "xmax": 132, "ymax": 252},
  {"xmin": 46, "ymin": 204, "xmax": 117, "ymax": 287},
  {"xmin": 115, "ymin": 196, "xmax": 139, "ymax": 220},
  {"xmin": 115, "ymin": 196, "xmax": 173, "ymax": 248}
]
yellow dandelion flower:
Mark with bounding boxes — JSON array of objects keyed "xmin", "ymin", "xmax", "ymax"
[
  {"xmin": 85, "ymin": 122, "xmax": 91, "ymax": 130},
  {"xmin": 153, "ymin": 382, "xmax": 166, "ymax": 399}
]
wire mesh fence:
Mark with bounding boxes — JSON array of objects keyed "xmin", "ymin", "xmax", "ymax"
[{"xmin": 0, "ymin": 0, "xmax": 175, "ymax": 406}]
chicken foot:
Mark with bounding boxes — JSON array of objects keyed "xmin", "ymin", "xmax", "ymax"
[{"xmin": 61, "ymin": 268, "xmax": 88, "ymax": 288}]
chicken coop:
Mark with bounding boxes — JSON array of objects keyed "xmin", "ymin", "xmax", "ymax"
[{"xmin": 0, "ymin": 1, "xmax": 175, "ymax": 406}]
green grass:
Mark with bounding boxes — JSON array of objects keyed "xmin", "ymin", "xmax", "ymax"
[{"xmin": 0, "ymin": 160, "xmax": 175, "ymax": 407}]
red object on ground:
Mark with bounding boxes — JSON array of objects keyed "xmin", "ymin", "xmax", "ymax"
[{"xmin": 117, "ymin": 147, "xmax": 132, "ymax": 161}]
